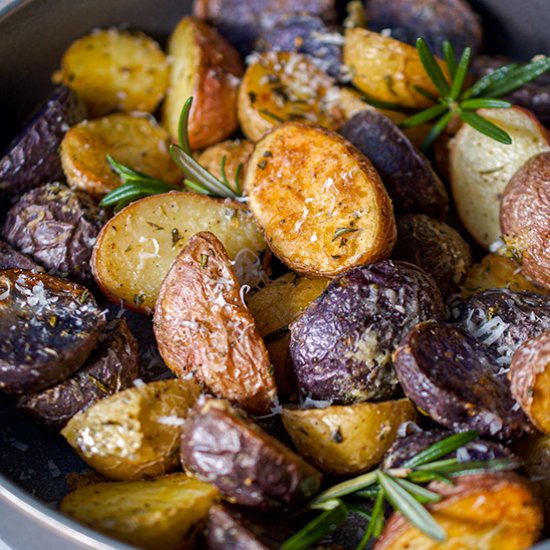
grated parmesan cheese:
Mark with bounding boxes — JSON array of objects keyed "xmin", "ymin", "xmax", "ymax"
[{"xmin": 156, "ymin": 415, "xmax": 185, "ymax": 426}]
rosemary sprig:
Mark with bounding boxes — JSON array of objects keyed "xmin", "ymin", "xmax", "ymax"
[
  {"xmin": 283, "ymin": 430, "xmax": 519, "ymax": 550},
  {"xmin": 401, "ymin": 38, "xmax": 550, "ymax": 152},
  {"xmin": 100, "ymin": 97, "xmax": 244, "ymax": 210}
]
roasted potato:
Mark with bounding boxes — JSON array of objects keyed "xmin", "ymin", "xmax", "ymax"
[
  {"xmin": 61, "ymin": 473, "xmax": 218, "ymax": 550},
  {"xmin": 462, "ymin": 253, "xmax": 549, "ymax": 297},
  {"xmin": 3, "ymin": 183, "xmax": 106, "ymax": 286},
  {"xmin": 180, "ymin": 398, "xmax": 322, "ymax": 508},
  {"xmin": 341, "ymin": 111, "xmax": 449, "ymax": 218},
  {"xmin": 0, "ymin": 240, "xmax": 42, "ymax": 271},
  {"xmin": 16, "ymin": 319, "xmax": 139, "ymax": 428},
  {"xmin": 163, "ymin": 17, "xmax": 243, "ymax": 150},
  {"xmin": 450, "ymin": 106, "xmax": 550, "ymax": 248},
  {"xmin": 501, "ymin": 151, "xmax": 550, "ymax": 289},
  {"xmin": 343, "ymin": 28, "xmax": 447, "ymax": 109},
  {"xmin": 374, "ymin": 472, "xmax": 542, "ymax": 550},
  {"xmin": 289, "ymin": 261, "xmax": 444, "ymax": 403},
  {"xmin": 510, "ymin": 330, "xmax": 550, "ymax": 433},
  {"xmin": 282, "ymin": 399, "xmax": 416, "ymax": 474},
  {"xmin": 394, "ymin": 321, "xmax": 532, "ymax": 440},
  {"xmin": 61, "ymin": 379, "xmax": 201, "ymax": 480},
  {"xmin": 61, "ymin": 113, "xmax": 181, "ymax": 199},
  {"xmin": 244, "ymin": 122, "xmax": 396, "ymax": 276},
  {"xmin": 154, "ymin": 232, "xmax": 276, "ymax": 415},
  {"xmin": 364, "ymin": 0, "xmax": 483, "ymax": 58},
  {"xmin": 0, "ymin": 269, "xmax": 104, "ymax": 394},
  {"xmin": 238, "ymin": 52, "xmax": 344, "ymax": 141},
  {"xmin": 59, "ymin": 29, "xmax": 168, "ymax": 117},
  {"xmin": 0, "ymin": 87, "xmax": 86, "ymax": 195},
  {"xmin": 91, "ymin": 191, "xmax": 266, "ymax": 313},
  {"xmin": 392, "ymin": 214, "xmax": 472, "ymax": 297}
]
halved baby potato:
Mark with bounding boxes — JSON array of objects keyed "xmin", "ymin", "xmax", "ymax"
[
  {"xmin": 91, "ymin": 192, "xmax": 266, "ymax": 313},
  {"xmin": 61, "ymin": 473, "xmax": 218, "ymax": 550},
  {"xmin": 163, "ymin": 16, "xmax": 243, "ymax": 150},
  {"xmin": 61, "ymin": 113, "xmax": 181, "ymax": 198},
  {"xmin": 59, "ymin": 29, "xmax": 168, "ymax": 117},
  {"xmin": 244, "ymin": 122, "xmax": 396, "ymax": 276},
  {"xmin": 238, "ymin": 51, "xmax": 344, "ymax": 141}
]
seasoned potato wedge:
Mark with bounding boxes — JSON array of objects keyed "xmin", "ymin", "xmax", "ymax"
[
  {"xmin": 60, "ymin": 29, "xmax": 168, "ymax": 117},
  {"xmin": 61, "ymin": 473, "xmax": 218, "ymax": 550},
  {"xmin": 282, "ymin": 399, "xmax": 416, "ymax": 474},
  {"xmin": 462, "ymin": 253, "xmax": 549, "ymax": 297},
  {"xmin": 501, "ymin": 151, "xmax": 550, "ymax": 289},
  {"xmin": 154, "ymin": 232, "xmax": 276, "ymax": 414},
  {"xmin": 247, "ymin": 272, "xmax": 329, "ymax": 394},
  {"xmin": 163, "ymin": 17, "xmax": 243, "ymax": 150},
  {"xmin": 238, "ymin": 52, "xmax": 344, "ymax": 141},
  {"xmin": 61, "ymin": 379, "xmax": 201, "ymax": 480},
  {"xmin": 244, "ymin": 122, "xmax": 396, "ymax": 276},
  {"xmin": 450, "ymin": 106, "xmax": 550, "ymax": 248},
  {"xmin": 91, "ymin": 192, "xmax": 266, "ymax": 313},
  {"xmin": 343, "ymin": 29, "xmax": 446, "ymax": 109},
  {"xmin": 61, "ymin": 114, "xmax": 181, "ymax": 198},
  {"xmin": 374, "ymin": 473, "xmax": 542, "ymax": 550}
]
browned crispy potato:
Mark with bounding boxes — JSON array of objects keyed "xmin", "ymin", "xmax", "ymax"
[
  {"xmin": 59, "ymin": 29, "xmax": 168, "ymax": 117},
  {"xmin": 163, "ymin": 17, "xmax": 243, "ymax": 150},
  {"xmin": 244, "ymin": 122, "xmax": 396, "ymax": 276},
  {"xmin": 61, "ymin": 379, "xmax": 201, "ymax": 480},
  {"xmin": 501, "ymin": 151, "xmax": 550, "ymax": 289},
  {"xmin": 281, "ymin": 399, "xmax": 416, "ymax": 474},
  {"xmin": 61, "ymin": 114, "xmax": 181, "ymax": 198},
  {"xmin": 450, "ymin": 107, "xmax": 550, "ymax": 249},
  {"xmin": 61, "ymin": 473, "xmax": 218, "ymax": 550},
  {"xmin": 343, "ymin": 28, "xmax": 446, "ymax": 109},
  {"xmin": 196, "ymin": 139, "xmax": 254, "ymax": 193},
  {"xmin": 154, "ymin": 232, "xmax": 276, "ymax": 414},
  {"xmin": 238, "ymin": 52, "xmax": 344, "ymax": 141},
  {"xmin": 510, "ymin": 330, "xmax": 550, "ymax": 433},
  {"xmin": 374, "ymin": 473, "xmax": 543, "ymax": 550},
  {"xmin": 462, "ymin": 253, "xmax": 549, "ymax": 297},
  {"xmin": 91, "ymin": 192, "xmax": 266, "ymax": 314}
]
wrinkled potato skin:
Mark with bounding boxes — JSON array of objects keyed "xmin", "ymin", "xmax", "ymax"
[
  {"xmin": 0, "ymin": 241, "xmax": 42, "ymax": 271},
  {"xmin": 163, "ymin": 17, "xmax": 243, "ymax": 150},
  {"xmin": 374, "ymin": 473, "xmax": 542, "ymax": 550},
  {"xmin": 501, "ymin": 152, "xmax": 550, "ymax": 289},
  {"xmin": 181, "ymin": 399, "xmax": 322, "ymax": 509},
  {"xmin": 154, "ymin": 232, "xmax": 276, "ymax": 415},
  {"xmin": 61, "ymin": 473, "xmax": 218, "ymax": 550},
  {"xmin": 282, "ymin": 399, "xmax": 416, "ymax": 474},
  {"xmin": 510, "ymin": 330, "xmax": 550, "ymax": 433},
  {"xmin": 392, "ymin": 214, "xmax": 472, "ymax": 297},
  {"xmin": 245, "ymin": 122, "xmax": 396, "ymax": 276}
]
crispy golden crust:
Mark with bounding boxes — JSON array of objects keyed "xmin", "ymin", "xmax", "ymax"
[
  {"xmin": 244, "ymin": 122, "xmax": 396, "ymax": 276},
  {"xmin": 154, "ymin": 232, "xmax": 276, "ymax": 414}
]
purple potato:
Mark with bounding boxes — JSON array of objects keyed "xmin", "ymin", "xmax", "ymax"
[
  {"xmin": 394, "ymin": 321, "xmax": 533, "ymax": 440},
  {"xmin": 0, "ymin": 269, "xmax": 105, "ymax": 394},
  {"xmin": 340, "ymin": 111, "xmax": 448, "ymax": 218},
  {"xmin": 0, "ymin": 240, "xmax": 43, "ymax": 271},
  {"xmin": 3, "ymin": 182, "xmax": 106, "ymax": 286},
  {"xmin": 0, "ymin": 87, "xmax": 86, "ymax": 195},
  {"xmin": 289, "ymin": 260, "xmax": 445, "ymax": 404},
  {"xmin": 16, "ymin": 319, "xmax": 139, "ymax": 428}
]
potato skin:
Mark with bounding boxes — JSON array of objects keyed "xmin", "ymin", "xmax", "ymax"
[
  {"xmin": 289, "ymin": 261, "xmax": 444, "ymax": 404},
  {"xmin": 16, "ymin": 319, "xmax": 139, "ymax": 428},
  {"xmin": 180, "ymin": 398, "xmax": 322, "ymax": 509},
  {"xmin": 0, "ymin": 87, "xmax": 86, "ymax": 195},
  {"xmin": 341, "ymin": 111, "xmax": 448, "ymax": 219},
  {"xmin": 501, "ymin": 152, "xmax": 550, "ymax": 289},
  {"xmin": 392, "ymin": 214, "xmax": 472, "ymax": 297},
  {"xmin": 394, "ymin": 321, "xmax": 532, "ymax": 440},
  {"xmin": 282, "ymin": 399, "xmax": 416, "ymax": 474},
  {"xmin": 374, "ymin": 472, "xmax": 542, "ymax": 550},
  {"xmin": 0, "ymin": 241, "xmax": 42, "ymax": 271},
  {"xmin": 3, "ymin": 183, "xmax": 106, "ymax": 286},
  {"xmin": 0, "ymin": 269, "xmax": 104, "ymax": 394}
]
